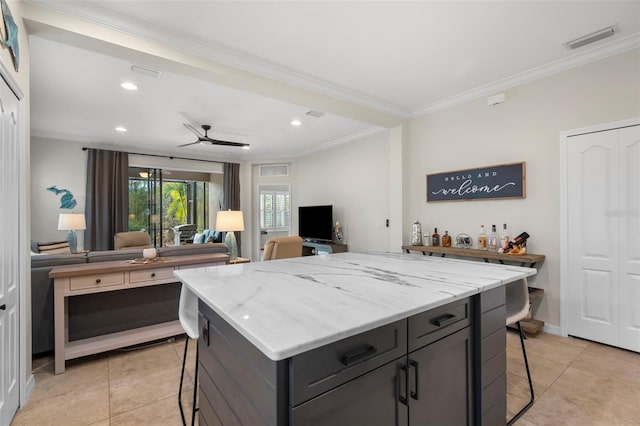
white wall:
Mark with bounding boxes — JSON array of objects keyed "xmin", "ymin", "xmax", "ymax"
[
  {"xmin": 30, "ymin": 137, "xmax": 87, "ymax": 248},
  {"xmin": 406, "ymin": 48, "xmax": 640, "ymax": 328},
  {"xmin": 293, "ymin": 130, "xmax": 391, "ymax": 253}
]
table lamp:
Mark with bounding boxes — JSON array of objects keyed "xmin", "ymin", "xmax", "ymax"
[
  {"xmin": 215, "ymin": 210, "xmax": 244, "ymax": 261},
  {"xmin": 58, "ymin": 213, "xmax": 86, "ymax": 253}
]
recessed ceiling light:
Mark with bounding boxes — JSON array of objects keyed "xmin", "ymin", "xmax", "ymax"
[
  {"xmin": 120, "ymin": 82, "xmax": 138, "ymax": 91},
  {"xmin": 291, "ymin": 120, "xmax": 302, "ymax": 126},
  {"xmin": 242, "ymin": 145, "xmax": 250, "ymax": 150},
  {"xmin": 115, "ymin": 126, "xmax": 127, "ymax": 132}
]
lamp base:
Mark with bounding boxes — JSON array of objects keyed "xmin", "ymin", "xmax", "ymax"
[
  {"xmin": 67, "ymin": 230, "xmax": 78, "ymax": 253},
  {"xmin": 225, "ymin": 231, "xmax": 238, "ymax": 261}
]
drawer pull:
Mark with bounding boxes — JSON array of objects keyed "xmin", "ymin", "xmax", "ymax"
[
  {"xmin": 95, "ymin": 278, "xmax": 101, "ymax": 284},
  {"xmin": 150, "ymin": 272, "xmax": 156, "ymax": 277},
  {"xmin": 397, "ymin": 364, "xmax": 409, "ymax": 406},
  {"xmin": 340, "ymin": 344, "xmax": 377, "ymax": 366},
  {"xmin": 409, "ymin": 360, "xmax": 420, "ymax": 400},
  {"xmin": 431, "ymin": 313, "xmax": 457, "ymax": 327}
]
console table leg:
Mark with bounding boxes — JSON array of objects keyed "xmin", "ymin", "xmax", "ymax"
[{"xmin": 54, "ymin": 279, "xmax": 66, "ymax": 374}]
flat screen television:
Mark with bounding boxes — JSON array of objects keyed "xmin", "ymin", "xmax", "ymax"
[{"xmin": 298, "ymin": 205, "xmax": 333, "ymax": 242}]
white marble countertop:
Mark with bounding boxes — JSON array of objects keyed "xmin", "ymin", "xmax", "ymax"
[{"xmin": 174, "ymin": 252, "xmax": 536, "ymax": 361}]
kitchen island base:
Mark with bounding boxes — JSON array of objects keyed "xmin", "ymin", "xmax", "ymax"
[{"xmin": 197, "ymin": 285, "xmax": 506, "ymax": 425}]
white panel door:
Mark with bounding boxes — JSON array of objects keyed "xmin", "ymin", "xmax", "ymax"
[
  {"xmin": 567, "ymin": 130, "xmax": 619, "ymax": 347},
  {"xmin": 567, "ymin": 123, "xmax": 640, "ymax": 352},
  {"xmin": 0, "ymin": 76, "xmax": 20, "ymax": 424},
  {"xmin": 618, "ymin": 126, "xmax": 640, "ymax": 352}
]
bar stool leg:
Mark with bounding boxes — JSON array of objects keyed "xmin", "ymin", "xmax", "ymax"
[
  {"xmin": 507, "ymin": 321, "xmax": 535, "ymax": 425},
  {"xmin": 178, "ymin": 336, "xmax": 189, "ymax": 426},
  {"xmin": 191, "ymin": 340, "xmax": 199, "ymax": 426}
]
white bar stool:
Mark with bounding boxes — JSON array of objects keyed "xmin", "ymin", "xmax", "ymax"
[
  {"xmin": 178, "ymin": 284, "xmax": 199, "ymax": 426},
  {"xmin": 505, "ymin": 278, "xmax": 535, "ymax": 425}
]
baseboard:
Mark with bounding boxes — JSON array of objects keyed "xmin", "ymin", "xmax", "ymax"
[{"xmin": 542, "ymin": 323, "xmax": 562, "ymax": 336}]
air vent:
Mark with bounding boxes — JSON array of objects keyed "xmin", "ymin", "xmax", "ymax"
[
  {"xmin": 131, "ymin": 64, "xmax": 162, "ymax": 78},
  {"xmin": 260, "ymin": 165, "xmax": 289, "ymax": 177},
  {"xmin": 566, "ymin": 26, "xmax": 615, "ymax": 50},
  {"xmin": 306, "ymin": 110, "xmax": 325, "ymax": 118}
]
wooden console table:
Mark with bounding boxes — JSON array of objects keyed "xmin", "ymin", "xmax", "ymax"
[
  {"xmin": 49, "ymin": 253, "xmax": 228, "ymax": 374},
  {"xmin": 402, "ymin": 245, "xmax": 546, "ymax": 334}
]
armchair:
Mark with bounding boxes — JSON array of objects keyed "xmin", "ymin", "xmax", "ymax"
[{"xmin": 263, "ymin": 236, "xmax": 303, "ymax": 261}]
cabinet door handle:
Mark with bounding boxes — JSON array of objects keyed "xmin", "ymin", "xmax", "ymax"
[
  {"xmin": 397, "ymin": 364, "xmax": 408, "ymax": 406},
  {"xmin": 340, "ymin": 344, "xmax": 377, "ymax": 366},
  {"xmin": 95, "ymin": 278, "xmax": 101, "ymax": 284},
  {"xmin": 150, "ymin": 272, "xmax": 156, "ymax": 277},
  {"xmin": 409, "ymin": 360, "xmax": 420, "ymax": 400},
  {"xmin": 0, "ymin": 304, "xmax": 6, "ymax": 311},
  {"xmin": 431, "ymin": 313, "xmax": 456, "ymax": 327}
]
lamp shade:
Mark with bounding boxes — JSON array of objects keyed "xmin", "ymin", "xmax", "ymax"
[
  {"xmin": 58, "ymin": 213, "xmax": 86, "ymax": 230},
  {"xmin": 215, "ymin": 210, "xmax": 244, "ymax": 232}
]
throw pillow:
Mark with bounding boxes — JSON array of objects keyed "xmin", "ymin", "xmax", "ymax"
[
  {"xmin": 37, "ymin": 241, "xmax": 71, "ymax": 255},
  {"xmin": 193, "ymin": 233, "xmax": 205, "ymax": 244}
]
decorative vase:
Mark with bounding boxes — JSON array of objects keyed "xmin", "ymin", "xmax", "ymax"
[{"xmin": 411, "ymin": 221, "xmax": 423, "ymax": 246}]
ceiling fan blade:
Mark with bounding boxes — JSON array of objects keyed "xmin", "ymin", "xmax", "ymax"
[
  {"xmin": 204, "ymin": 138, "xmax": 250, "ymax": 148},
  {"xmin": 183, "ymin": 123, "xmax": 204, "ymax": 138},
  {"xmin": 177, "ymin": 140, "xmax": 201, "ymax": 147}
]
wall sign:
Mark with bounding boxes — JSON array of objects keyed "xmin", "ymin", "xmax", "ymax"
[{"xmin": 426, "ymin": 162, "xmax": 526, "ymax": 202}]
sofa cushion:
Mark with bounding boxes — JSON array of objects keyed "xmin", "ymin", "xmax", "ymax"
[
  {"xmin": 31, "ymin": 252, "xmax": 87, "ymax": 268},
  {"xmin": 87, "ymin": 248, "xmax": 145, "ymax": 263},
  {"xmin": 157, "ymin": 243, "xmax": 228, "ymax": 257}
]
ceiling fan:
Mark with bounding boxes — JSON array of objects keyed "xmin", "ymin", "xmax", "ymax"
[{"xmin": 178, "ymin": 123, "xmax": 250, "ymax": 149}]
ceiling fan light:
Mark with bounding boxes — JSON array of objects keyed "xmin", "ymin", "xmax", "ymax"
[{"xmin": 565, "ymin": 26, "xmax": 615, "ymax": 49}]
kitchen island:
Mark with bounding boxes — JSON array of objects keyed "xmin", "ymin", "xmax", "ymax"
[{"xmin": 175, "ymin": 252, "xmax": 537, "ymax": 425}]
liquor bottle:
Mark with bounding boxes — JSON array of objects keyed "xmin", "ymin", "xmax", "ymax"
[
  {"xmin": 504, "ymin": 232, "xmax": 530, "ymax": 253},
  {"xmin": 478, "ymin": 225, "xmax": 487, "ymax": 250},
  {"xmin": 442, "ymin": 231, "xmax": 451, "ymax": 247},
  {"xmin": 432, "ymin": 227, "xmax": 440, "ymax": 247},
  {"xmin": 423, "ymin": 227, "xmax": 431, "ymax": 246},
  {"xmin": 488, "ymin": 225, "xmax": 498, "ymax": 251},
  {"xmin": 500, "ymin": 223, "xmax": 510, "ymax": 251}
]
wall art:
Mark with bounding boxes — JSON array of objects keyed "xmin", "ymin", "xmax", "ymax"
[
  {"xmin": 47, "ymin": 185, "xmax": 78, "ymax": 209},
  {"xmin": 426, "ymin": 162, "xmax": 525, "ymax": 202}
]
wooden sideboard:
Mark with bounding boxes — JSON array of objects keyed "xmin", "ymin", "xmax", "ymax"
[
  {"xmin": 402, "ymin": 245, "xmax": 546, "ymax": 334},
  {"xmin": 49, "ymin": 253, "xmax": 228, "ymax": 374}
]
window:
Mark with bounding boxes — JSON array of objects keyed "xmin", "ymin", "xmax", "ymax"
[
  {"xmin": 128, "ymin": 167, "xmax": 215, "ymax": 246},
  {"xmin": 259, "ymin": 186, "xmax": 290, "ymax": 231}
]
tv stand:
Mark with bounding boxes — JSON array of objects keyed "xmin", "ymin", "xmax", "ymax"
[{"xmin": 302, "ymin": 241, "xmax": 348, "ymax": 256}]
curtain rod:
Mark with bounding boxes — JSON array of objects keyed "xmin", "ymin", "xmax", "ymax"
[{"xmin": 81, "ymin": 147, "xmax": 227, "ymax": 165}]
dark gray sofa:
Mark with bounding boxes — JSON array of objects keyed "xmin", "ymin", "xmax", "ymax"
[{"xmin": 31, "ymin": 243, "xmax": 228, "ymax": 355}]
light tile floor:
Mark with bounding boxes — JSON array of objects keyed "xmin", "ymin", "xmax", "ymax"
[{"xmin": 11, "ymin": 332, "xmax": 640, "ymax": 425}]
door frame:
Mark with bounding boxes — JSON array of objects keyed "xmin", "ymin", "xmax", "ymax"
[{"xmin": 559, "ymin": 117, "xmax": 640, "ymax": 337}]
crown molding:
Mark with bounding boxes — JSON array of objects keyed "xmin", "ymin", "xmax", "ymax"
[
  {"xmin": 295, "ymin": 127, "xmax": 387, "ymax": 158},
  {"xmin": 411, "ymin": 33, "xmax": 640, "ymax": 118}
]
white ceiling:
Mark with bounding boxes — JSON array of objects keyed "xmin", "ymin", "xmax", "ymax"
[{"xmin": 26, "ymin": 1, "xmax": 640, "ymax": 161}]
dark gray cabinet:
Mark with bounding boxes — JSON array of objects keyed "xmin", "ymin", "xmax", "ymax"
[
  {"xmin": 292, "ymin": 359, "xmax": 406, "ymax": 425},
  {"xmin": 197, "ymin": 291, "xmax": 504, "ymax": 425},
  {"xmin": 407, "ymin": 327, "xmax": 473, "ymax": 425}
]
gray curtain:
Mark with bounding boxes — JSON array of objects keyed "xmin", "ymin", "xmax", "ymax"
[
  {"xmin": 223, "ymin": 162, "xmax": 241, "ymax": 255},
  {"xmin": 85, "ymin": 149, "xmax": 129, "ymax": 251}
]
